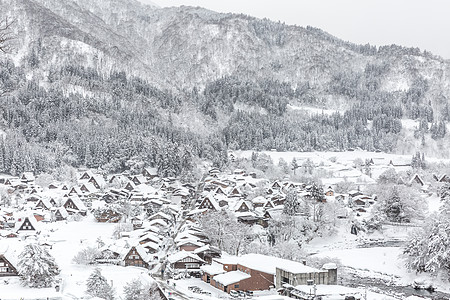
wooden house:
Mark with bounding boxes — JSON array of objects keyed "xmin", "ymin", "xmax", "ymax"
[
  {"xmin": 123, "ymin": 246, "xmax": 152, "ymax": 268},
  {"xmin": 198, "ymin": 196, "xmax": 220, "ymax": 211},
  {"xmin": 63, "ymin": 197, "xmax": 87, "ymax": 216},
  {"xmin": 271, "ymin": 181, "xmax": 282, "ymax": 190},
  {"xmin": 124, "ymin": 181, "xmax": 136, "ymax": 191},
  {"xmin": 234, "ymin": 200, "xmax": 253, "ymax": 213},
  {"xmin": 228, "ymin": 187, "xmax": 242, "ymax": 198},
  {"xmin": 95, "ymin": 209, "xmax": 122, "ymax": 223},
  {"xmin": 149, "ymin": 212, "xmax": 173, "ymax": 223},
  {"xmin": 251, "ymin": 196, "xmax": 266, "ymax": 208},
  {"xmin": 0, "ymin": 254, "xmax": 18, "ymax": 277},
  {"xmin": 35, "ymin": 198, "xmax": 53, "ymax": 210},
  {"xmin": 53, "ymin": 207, "xmax": 69, "ymax": 221},
  {"xmin": 439, "ymin": 174, "xmax": 450, "ymax": 183},
  {"xmin": 148, "ymin": 219, "xmax": 168, "ymax": 229},
  {"xmin": 409, "ymin": 174, "xmax": 425, "ymax": 186},
  {"xmin": 79, "ymin": 170, "xmax": 95, "ymax": 181},
  {"xmin": 167, "ymin": 251, "xmax": 205, "ymax": 270},
  {"xmin": 69, "ymin": 186, "xmax": 83, "ymax": 196},
  {"xmin": 48, "ymin": 182, "xmax": 60, "ymax": 189},
  {"xmin": 177, "ymin": 240, "xmax": 205, "ymax": 252},
  {"xmin": 15, "ymin": 216, "xmax": 38, "ymax": 232},
  {"xmin": 194, "ymin": 245, "xmax": 221, "ymax": 264},
  {"xmin": 20, "ymin": 172, "xmax": 35, "ymax": 183},
  {"xmin": 325, "ymin": 186, "xmax": 334, "ymax": 197},
  {"xmin": 89, "ymin": 175, "xmax": 106, "ymax": 190},
  {"xmin": 142, "ymin": 167, "xmax": 158, "ymax": 179},
  {"xmin": 80, "ymin": 182, "xmax": 97, "ymax": 194},
  {"xmin": 131, "ymin": 216, "xmax": 143, "ymax": 230},
  {"xmin": 131, "ymin": 175, "xmax": 146, "ymax": 186}
]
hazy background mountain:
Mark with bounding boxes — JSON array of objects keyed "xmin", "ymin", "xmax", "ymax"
[{"xmin": 0, "ymin": 0, "xmax": 449, "ymax": 177}]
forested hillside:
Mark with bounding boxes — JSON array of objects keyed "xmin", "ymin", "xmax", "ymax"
[{"xmin": 0, "ymin": 0, "xmax": 449, "ymax": 177}]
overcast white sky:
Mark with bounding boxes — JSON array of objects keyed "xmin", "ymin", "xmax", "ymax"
[{"xmin": 143, "ymin": 0, "xmax": 450, "ymax": 59}]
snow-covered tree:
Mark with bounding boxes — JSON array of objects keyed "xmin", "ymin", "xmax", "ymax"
[
  {"xmin": 377, "ymin": 168, "xmax": 398, "ymax": 184},
  {"xmin": 73, "ymin": 247, "xmax": 101, "ymax": 265},
  {"xmin": 302, "ymin": 158, "xmax": 314, "ymax": 175},
  {"xmin": 112, "ymin": 222, "xmax": 133, "ymax": 239},
  {"xmin": 404, "ymin": 215, "xmax": 450, "ymax": 276},
  {"xmin": 291, "ymin": 158, "xmax": 299, "ymax": 175},
  {"xmin": 18, "ymin": 244, "xmax": 60, "ymax": 288},
  {"xmin": 374, "ymin": 185, "xmax": 425, "ymax": 223},
  {"xmin": 197, "ymin": 211, "xmax": 252, "ymax": 255},
  {"xmin": 86, "ymin": 268, "xmax": 115, "ymax": 300},
  {"xmin": 123, "ymin": 278, "xmax": 162, "ymax": 300},
  {"xmin": 278, "ymin": 158, "xmax": 290, "ymax": 174},
  {"xmin": 283, "ymin": 189, "xmax": 300, "ymax": 216}
]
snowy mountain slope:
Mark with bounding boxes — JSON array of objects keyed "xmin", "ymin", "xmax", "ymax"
[
  {"xmin": 3, "ymin": 0, "xmax": 449, "ymax": 94},
  {"xmin": 1, "ymin": 0, "xmax": 450, "ymax": 175}
]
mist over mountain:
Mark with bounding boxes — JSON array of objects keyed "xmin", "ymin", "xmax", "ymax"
[{"xmin": 0, "ymin": 0, "xmax": 449, "ymax": 177}]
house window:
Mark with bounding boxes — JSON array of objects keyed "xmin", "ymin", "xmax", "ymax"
[
  {"xmin": 185, "ymin": 263, "xmax": 199, "ymax": 269},
  {"xmin": 281, "ymin": 276, "xmax": 290, "ymax": 284},
  {"xmin": 234, "ymin": 284, "xmax": 239, "ymax": 288},
  {"xmin": 0, "ymin": 267, "xmax": 8, "ymax": 272}
]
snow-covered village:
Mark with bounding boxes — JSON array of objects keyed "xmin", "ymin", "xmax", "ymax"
[
  {"xmin": 1, "ymin": 149, "xmax": 450, "ymax": 299},
  {"xmin": 2, "ymin": 0, "xmax": 450, "ymax": 299}
]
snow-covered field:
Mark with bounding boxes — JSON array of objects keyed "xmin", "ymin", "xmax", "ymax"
[{"xmin": 287, "ymin": 104, "xmax": 338, "ymax": 116}]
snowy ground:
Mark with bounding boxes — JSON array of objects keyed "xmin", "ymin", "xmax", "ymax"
[{"xmin": 287, "ymin": 104, "xmax": 337, "ymax": 116}]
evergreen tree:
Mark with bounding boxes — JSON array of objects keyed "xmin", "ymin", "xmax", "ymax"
[
  {"xmin": 283, "ymin": 189, "xmax": 300, "ymax": 216},
  {"xmin": 376, "ymin": 185, "xmax": 424, "ymax": 223},
  {"xmin": 291, "ymin": 158, "xmax": 299, "ymax": 175},
  {"xmin": 86, "ymin": 268, "xmax": 115, "ymax": 300},
  {"xmin": 18, "ymin": 244, "xmax": 60, "ymax": 288}
]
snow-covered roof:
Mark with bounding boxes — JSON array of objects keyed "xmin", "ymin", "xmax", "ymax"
[
  {"xmin": 65, "ymin": 197, "xmax": 87, "ymax": 211},
  {"xmin": 141, "ymin": 241, "xmax": 159, "ymax": 251},
  {"xmin": 200, "ymin": 194, "xmax": 221, "ymax": 210},
  {"xmin": 56, "ymin": 207, "xmax": 69, "ymax": 218},
  {"xmin": 90, "ymin": 175, "xmax": 106, "ymax": 188},
  {"xmin": 167, "ymin": 251, "xmax": 204, "ymax": 264},
  {"xmin": 200, "ymin": 262, "xmax": 226, "ymax": 276},
  {"xmin": 35, "ymin": 198, "xmax": 53, "ymax": 209},
  {"xmin": 21, "ymin": 172, "xmax": 35, "ymax": 181},
  {"xmin": 186, "ymin": 208, "xmax": 208, "ymax": 216},
  {"xmin": 0, "ymin": 244, "xmax": 21, "ymax": 268},
  {"xmin": 213, "ymin": 270, "xmax": 251, "ymax": 286},
  {"xmin": 238, "ymin": 254, "xmax": 321, "ymax": 275},
  {"xmin": 81, "ymin": 182, "xmax": 98, "ymax": 193},
  {"xmin": 193, "ymin": 244, "xmax": 221, "ymax": 255},
  {"xmin": 176, "ymin": 240, "xmax": 205, "ymax": 248},
  {"xmin": 144, "ymin": 167, "xmax": 158, "ymax": 176},
  {"xmin": 135, "ymin": 245, "xmax": 151, "ymax": 262},
  {"xmin": 322, "ymin": 263, "xmax": 337, "ymax": 270},
  {"xmin": 137, "ymin": 232, "xmax": 161, "ymax": 243},
  {"xmin": 149, "ymin": 219, "xmax": 168, "ymax": 228},
  {"xmin": 14, "ymin": 215, "xmax": 39, "ymax": 233},
  {"xmin": 175, "ymin": 231, "xmax": 201, "ymax": 243},
  {"xmin": 149, "ymin": 212, "xmax": 172, "ymax": 221},
  {"xmin": 251, "ymin": 196, "xmax": 267, "ymax": 204}
]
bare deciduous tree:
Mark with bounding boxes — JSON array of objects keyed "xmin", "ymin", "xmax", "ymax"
[{"xmin": 0, "ymin": 17, "xmax": 14, "ymax": 53}]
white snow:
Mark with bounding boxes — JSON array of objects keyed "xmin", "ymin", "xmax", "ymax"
[
  {"xmin": 213, "ymin": 270, "xmax": 251, "ymax": 286},
  {"xmin": 287, "ymin": 104, "xmax": 338, "ymax": 116}
]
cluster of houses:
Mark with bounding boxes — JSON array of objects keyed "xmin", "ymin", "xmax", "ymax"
[
  {"xmin": 1, "ymin": 164, "xmax": 438, "ymax": 297},
  {"xmin": 0, "ymin": 167, "xmax": 187, "ymax": 277}
]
